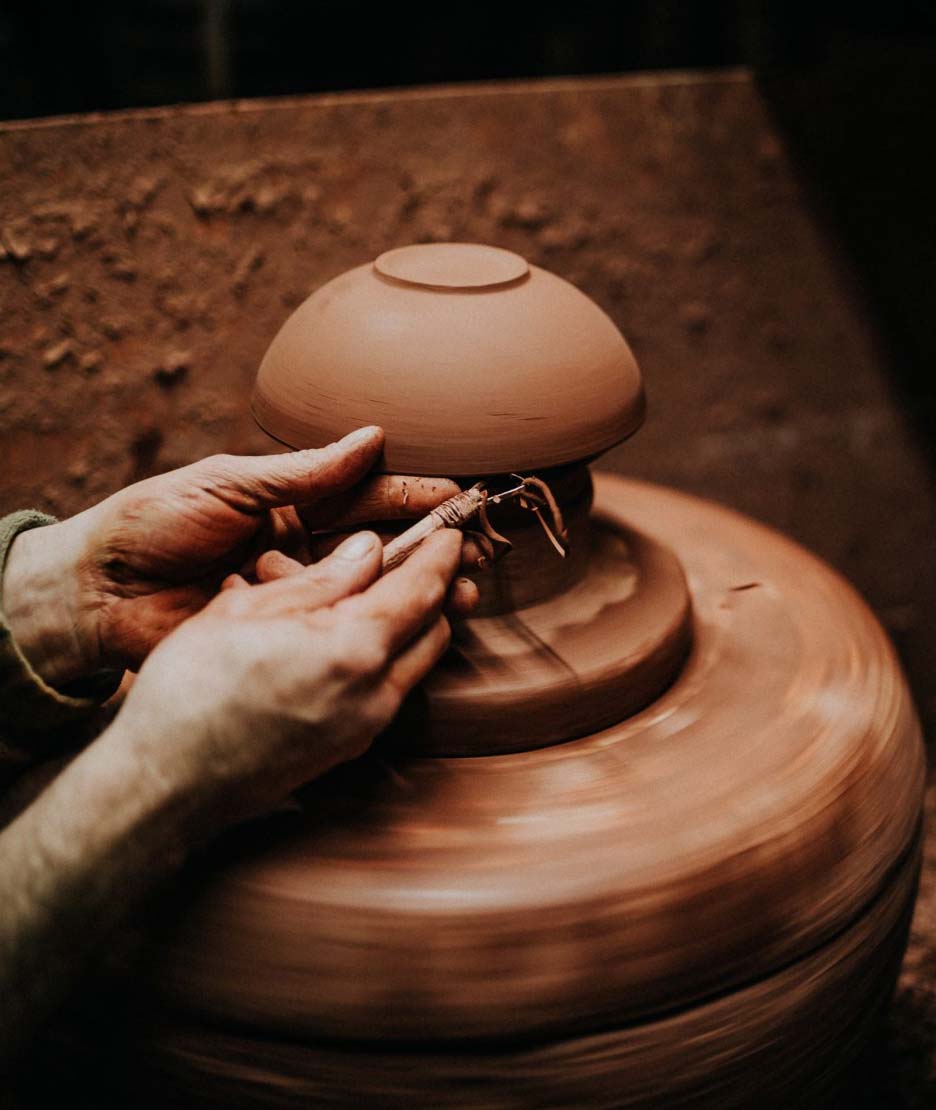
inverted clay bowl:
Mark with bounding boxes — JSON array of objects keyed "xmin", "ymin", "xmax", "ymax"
[{"xmin": 251, "ymin": 242, "xmax": 644, "ymax": 475}]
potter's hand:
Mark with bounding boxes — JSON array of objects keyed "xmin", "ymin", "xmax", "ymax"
[
  {"xmin": 1, "ymin": 426, "xmax": 466, "ymax": 687},
  {"xmin": 106, "ymin": 528, "xmax": 466, "ymax": 826},
  {"xmin": 0, "ymin": 505, "xmax": 474, "ymax": 1068},
  {"xmin": 0, "ymin": 530, "xmax": 467, "ymax": 1065}
]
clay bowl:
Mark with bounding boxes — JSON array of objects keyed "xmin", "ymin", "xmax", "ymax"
[{"xmin": 252, "ymin": 243, "xmax": 644, "ymax": 475}]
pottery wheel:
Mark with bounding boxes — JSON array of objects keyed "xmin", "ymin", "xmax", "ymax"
[
  {"xmin": 136, "ymin": 474, "xmax": 924, "ymax": 1107},
  {"xmin": 395, "ymin": 513, "xmax": 692, "ymax": 756}
]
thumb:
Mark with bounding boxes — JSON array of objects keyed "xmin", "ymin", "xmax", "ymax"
[
  {"xmin": 206, "ymin": 426, "xmax": 385, "ymax": 511},
  {"xmin": 224, "ymin": 531, "xmax": 383, "ymax": 617},
  {"xmin": 295, "ymin": 530, "xmax": 383, "ymax": 612}
]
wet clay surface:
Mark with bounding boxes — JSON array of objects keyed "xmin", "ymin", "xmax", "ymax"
[
  {"xmin": 158, "ymin": 476, "xmax": 922, "ymax": 1020},
  {"xmin": 115, "ymin": 847, "xmax": 925, "ymax": 1108},
  {"xmin": 385, "ymin": 466, "xmax": 692, "ymax": 756},
  {"xmin": 86, "ymin": 476, "xmax": 922, "ymax": 1106}
]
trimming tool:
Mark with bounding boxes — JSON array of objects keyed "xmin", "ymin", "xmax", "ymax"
[{"xmin": 381, "ymin": 474, "xmax": 569, "ymax": 573}]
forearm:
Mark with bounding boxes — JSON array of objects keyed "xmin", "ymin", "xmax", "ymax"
[{"xmin": 0, "ymin": 719, "xmax": 194, "ymax": 1066}]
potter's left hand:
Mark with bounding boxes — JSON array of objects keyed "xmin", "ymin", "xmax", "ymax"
[{"xmin": 1, "ymin": 426, "xmax": 463, "ymax": 686}]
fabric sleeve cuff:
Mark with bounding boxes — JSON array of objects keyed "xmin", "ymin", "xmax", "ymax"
[{"xmin": 0, "ymin": 510, "xmax": 123, "ymax": 758}]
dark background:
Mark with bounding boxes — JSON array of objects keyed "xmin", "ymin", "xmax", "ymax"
[
  {"xmin": 0, "ymin": 2, "xmax": 933, "ymax": 121},
  {"xmin": 3, "ymin": 2, "xmax": 935, "ymax": 446}
]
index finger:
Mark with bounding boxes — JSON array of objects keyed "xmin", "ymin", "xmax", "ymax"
[
  {"xmin": 299, "ymin": 475, "xmax": 461, "ymax": 531},
  {"xmin": 336, "ymin": 529, "xmax": 462, "ymax": 657}
]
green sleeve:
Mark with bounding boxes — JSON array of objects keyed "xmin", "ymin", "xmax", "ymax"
[{"xmin": 0, "ymin": 511, "xmax": 122, "ymax": 778}]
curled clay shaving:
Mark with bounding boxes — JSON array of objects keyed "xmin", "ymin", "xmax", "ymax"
[
  {"xmin": 473, "ymin": 473, "xmax": 568, "ymax": 564},
  {"xmin": 477, "ymin": 495, "xmax": 512, "ymax": 558},
  {"xmin": 381, "ymin": 475, "xmax": 567, "ymax": 573},
  {"xmin": 512, "ymin": 475, "xmax": 569, "ymax": 557},
  {"xmin": 462, "ymin": 528, "xmax": 497, "ymax": 570}
]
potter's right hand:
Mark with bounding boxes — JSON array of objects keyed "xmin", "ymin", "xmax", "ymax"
[
  {"xmin": 103, "ymin": 528, "xmax": 466, "ymax": 832},
  {"xmin": 0, "ymin": 526, "xmax": 469, "ymax": 1067}
]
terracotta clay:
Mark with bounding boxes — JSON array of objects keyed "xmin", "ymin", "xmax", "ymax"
[
  {"xmin": 109, "ymin": 246, "xmax": 923, "ymax": 1107},
  {"xmin": 136, "ymin": 476, "xmax": 923, "ymax": 1107},
  {"xmin": 252, "ymin": 243, "xmax": 644, "ymax": 475},
  {"xmin": 127, "ymin": 842, "xmax": 922, "ymax": 1109}
]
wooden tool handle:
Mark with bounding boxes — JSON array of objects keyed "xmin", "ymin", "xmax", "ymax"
[{"xmin": 381, "ymin": 486, "xmax": 486, "ymax": 572}]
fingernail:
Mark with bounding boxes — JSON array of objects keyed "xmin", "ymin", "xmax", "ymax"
[
  {"xmin": 338, "ymin": 531, "xmax": 378, "ymax": 560},
  {"xmin": 341, "ymin": 426, "xmax": 383, "ymax": 449}
]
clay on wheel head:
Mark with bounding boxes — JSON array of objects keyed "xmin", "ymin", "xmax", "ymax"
[{"xmin": 151, "ymin": 477, "xmax": 924, "ymax": 1051}]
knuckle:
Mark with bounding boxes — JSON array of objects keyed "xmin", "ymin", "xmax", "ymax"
[
  {"xmin": 422, "ymin": 576, "xmax": 448, "ymax": 612},
  {"xmin": 367, "ymin": 685, "xmax": 403, "ymax": 729},
  {"xmin": 382, "ymin": 478, "xmax": 403, "ymax": 516},
  {"xmin": 191, "ymin": 453, "xmax": 245, "ymax": 496},
  {"xmin": 259, "ymin": 550, "xmax": 301, "ymax": 581},
  {"xmin": 424, "ymin": 535, "xmax": 461, "ymax": 576},
  {"xmin": 199, "ymin": 452, "xmax": 235, "ymax": 476},
  {"xmin": 434, "ymin": 526, "xmax": 462, "ymax": 552},
  {"xmin": 328, "ymin": 624, "xmax": 387, "ymax": 680},
  {"xmin": 208, "ymin": 588, "xmax": 252, "ymax": 620}
]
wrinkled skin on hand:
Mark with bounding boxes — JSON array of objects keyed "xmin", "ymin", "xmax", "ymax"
[
  {"xmin": 116, "ymin": 528, "xmax": 464, "ymax": 828},
  {"xmin": 0, "ymin": 428, "xmax": 479, "ymax": 1069},
  {"xmin": 3, "ymin": 426, "xmax": 477, "ymax": 685}
]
